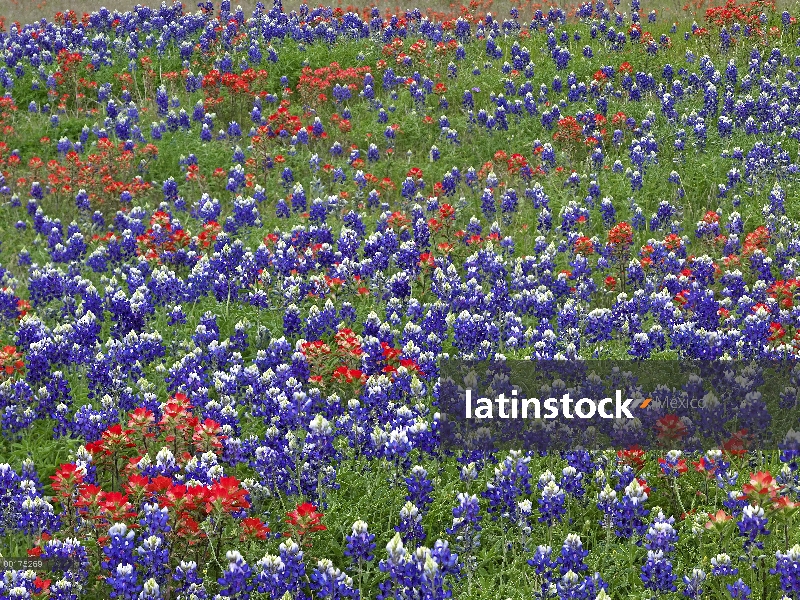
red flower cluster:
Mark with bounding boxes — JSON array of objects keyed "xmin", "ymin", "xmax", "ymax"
[
  {"xmin": 202, "ymin": 68, "xmax": 268, "ymax": 96},
  {"xmin": 768, "ymin": 278, "xmax": 800, "ymax": 309},
  {"xmin": 574, "ymin": 236, "xmax": 594, "ymax": 255},
  {"xmin": 253, "ymin": 101, "xmax": 317, "ymax": 141},
  {"xmin": 381, "ymin": 37, "xmax": 405, "ymax": 58},
  {"xmin": 43, "ymin": 397, "xmax": 268, "ymax": 566},
  {"xmin": 301, "ymin": 327, "xmax": 422, "ymax": 389},
  {"xmin": 196, "ymin": 220, "xmax": 222, "ymax": 249},
  {"xmin": 302, "ymin": 329, "xmax": 366, "ymax": 389},
  {"xmin": 506, "ymin": 153, "xmax": 529, "ymax": 174},
  {"xmin": 380, "ymin": 342, "xmax": 422, "ymax": 375},
  {"xmin": 7, "ymin": 142, "xmax": 155, "ymax": 209},
  {"xmin": 136, "ymin": 210, "xmax": 191, "ymax": 261},
  {"xmin": 83, "ymin": 395, "xmax": 225, "ymax": 477},
  {"xmin": 53, "ymin": 49, "xmax": 84, "ymax": 84},
  {"xmin": 654, "ymin": 414, "xmax": 689, "ymax": 444},
  {"xmin": 553, "ymin": 116, "xmax": 583, "ymax": 144},
  {"xmin": 608, "ymin": 221, "xmax": 634, "ymax": 248},
  {"xmin": 0, "ymin": 344, "xmax": 24, "ymax": 378},
  {"xmin": 617, "ymin": 445, "xmax": 647, "ymax": 469},
  {"xmin": 296, "ymin": 62, "xmax": 372, "ymax": 104},
  {"xmin": 285, "ymin": 502, "xmax": 326, "ymax": 543},
  {"xmin": 705, "ymin": 0, "xmax": 775, "ymax": 28},
  {"xmin": 742, "ymin": 225, "xmax": 769, "ymax": 256}
]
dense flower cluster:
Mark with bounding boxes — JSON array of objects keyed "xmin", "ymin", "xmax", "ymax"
[{"xmin": 0, "ymin": 0, "xmax": 799, "ymax": 598}]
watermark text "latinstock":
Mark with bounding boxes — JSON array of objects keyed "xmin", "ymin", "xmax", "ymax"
[{"xmin": 463, "ymin": 389, "xmax": 656, "ymax": 420}]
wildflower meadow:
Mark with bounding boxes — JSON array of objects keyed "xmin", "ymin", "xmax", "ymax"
[{"xmin": 1, "ymin": 0, "xmax": 800, "ymax": 598}]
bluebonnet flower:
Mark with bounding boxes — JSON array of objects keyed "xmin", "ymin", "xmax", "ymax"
[
  {"xmin": 560, "ymin": 466, "xmax": 585, "ymax": 499},
  {"xmin": 405, "ymin": 465, "xmax": 434, "ymax": 512},
  {"xmin": 253, "ymin": 553, "xmax": 289, "ymax": 598},
  {"xmin": 447, "ymin": 492, "xmax": 481, "ymax": 569},
  {"xmin": 555, "ymin": 569, "xmax": 584, "ymax": 598},
  {"xmin": 102, "ymin": 523, "xmax": 137, "ymax": 573},
  {"xmin": 597, "ymin": 483, "xmax": 617, "ymax": 523},
  {"xmin": 18, "ymin": 487, "xmax": 58, "ymax": 535},
  {"xmin": 291, "ymin": 183, "xmax": 307, "ymax": 213},
  {"xmin": 724, "ymin": 489, "xmax": 749, "ymax": 517},
  {"xmin": 641, "ymin": 550, "xmax": 677, "ymax": 592},
  {"xmin": 108, "ymin": 563, "xmax": 141, "ymax": 600},
  {"xmin": 138, "ymin": 578, "xmax": 161, "ymax": 600},
  {"xmin": 612, "ymin": 478, "xmax": 650, "ymax": 538},
  {"xmin": 557, "ymin": 533, "xmax": 588, "ymax": 575},
  {"xmin": 136, "ymin": 533, "xmax": 169, "ymax": 586},
  {"xmin": 772, "ymin": 545, "xmax": 800, "ymax": 597},
  {"xmin": 310, "ymin": 559, "xmax": 357, "ymax": 599},
  {"xmin": 528, "ymin": 543, "xmax": 555, "ymax": 579},
  {"xmin": 49, "ymin": 577, "xmax": 82, "ymax": 600},
  {"xmin": 217, "ymin": 551, "xmax": 253, "ymax": 599},
  {"xmin": 737, "ymin": 504, "xmax": 769, "ymax": 550},
  {"xmin": 538, "ymin": 481, "xmax": 567, "ymax": 525},
  {"xmin": 396, "ymin": 501, "xmax": 426, "ymax": 547},
  {"xmin": 378, "ymin": 534, "xmax": 456, "ymax": 600},
  {"xmin": 74, "ymin": 189, "xmax": 90, "ymax": 211},
  {"xmin": 770, "ymin": 183, "xmax": 786, "ymax": 216},
  {"xmin": 227, "ymin": 121, "xmax": 242, "ymax": 138},
  {"xmin": 155, "ymin": 85, "xmax": 169, "ymax": 116},
  {"xmin": 727, "ymin": 579, "xmax": 752, "ymax": 599},
  {"xmin": 172, "ymin": 561, "xmax": 205, "ymax": 599},
  {"xmin": 711, "ymin": 553, "xmax": 738, "ymax": 577},
  {"xmin": 645, "ymin": 511, "xmax": 679, "ymax": 553},
  {"xmin": 682, "ymin": 568, "xmax": 706, "ymax": 599},
  {"xmin": 378, "ymin": 533, "xmax": 410, "ymax": 599},
  {"xmin": 346, "ymin": 520, "xmax": 376, "ymax": 565},
  {"xmin": 57, "ymin": 137, "xmax": 72, "ymax": 155}
]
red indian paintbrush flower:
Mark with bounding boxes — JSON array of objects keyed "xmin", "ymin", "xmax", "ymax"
[
  {"xmin": 240, "ymin": 517, "xmax": 270, "ymax": 541},
  {"xmin": 655, "ymin": 414, "xmax": 689, "ymax": 443},
  {"xmin": 705, "ymin": 509, "xmax": 733, "ymax": 530},
  {"xmin": 205, "ymin": 477, "xmax": 250, "ymax": 514},
  {"xmin": 740, "ymin": 471, "xmax": 781, "ymax": 503},
  {"xmin": 285, "ymin": 502, "xmax": 326, "ymax": 539},
  {"xmin": 0, "ymin": 345, "xmax": 25, "ymax": 377},
  {"xmin": 617, "ymin": 445, "xmax": 646, "ymax": 470},
  {"xmin": 608, "ymin": 221, "xmax": 634, "ymax": 247},
  {"xmin": 50, "ymin": 463, "xmax": 84, "ymax": 496}
]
